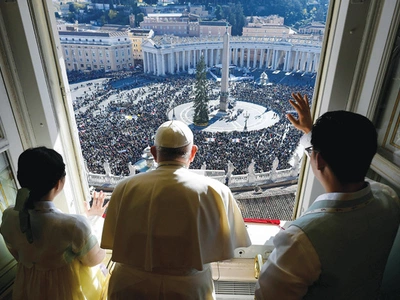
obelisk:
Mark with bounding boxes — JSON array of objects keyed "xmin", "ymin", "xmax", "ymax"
[{"xmin": 219, "ymin": 24, "xmax": 230, "ymax": 111}]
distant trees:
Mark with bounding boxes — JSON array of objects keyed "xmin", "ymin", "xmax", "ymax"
[
  {"xmin": 136, "ymin": 13, "xmax": 144, "ymax": 27},
  {"xmin": 212, "ymin": 0, "xmax": 327, "ymax": 28},
  {"xmin": 215, "ymin": 5, "xmax": 223, "ymax": 20},
  {"xmin": 215, "ymin": 3, "xmax": 246, "ymax": 36},
  {"xmin": 61, "ymin": 0, "xmax": 135, "ymax": 25},
  {"xmin": 59, "ymin": 0, "xmax": 328, "ymax": 30},
  {"xmin": 193, "ymin": 56, "xmax": 209, "ymax": 126},
  {"xmin": 226, "ymin": 3, "xmax": 246, "ymax": 36}
]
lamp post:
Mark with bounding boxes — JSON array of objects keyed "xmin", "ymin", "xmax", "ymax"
[{"xmin": 243, "ymin": 110, "xmax": 250, "ymax": 131}]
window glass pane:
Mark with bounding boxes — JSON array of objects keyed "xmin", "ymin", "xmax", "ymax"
[
  {"xmin": 375, "ymin": 25, "xmax": 400, "ymax": 168},
  {"xmin": 55, "ymin": 1, "xmax": 331, "ymax": 225},
  {"xmin": 0, "ymin": 151, "xmax": 17, "ymax": 215},
  {"xmin": 0, "ymin": 151, "xmax": 18, "ymax": 292}
]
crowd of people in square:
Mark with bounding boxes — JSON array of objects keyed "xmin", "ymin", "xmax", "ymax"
[{"xmin": 73, "ymin": 72, "xmax": 313, "ymax": 176}]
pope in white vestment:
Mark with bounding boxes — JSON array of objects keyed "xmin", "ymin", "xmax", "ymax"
[{"xmin": 101, "ymin": 120, "xmax": 251, "ymax": 299}]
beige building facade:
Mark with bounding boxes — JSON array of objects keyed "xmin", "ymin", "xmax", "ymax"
[
  {"xmin": 140, "ymin": 13, "xmax": 192, "ymax": 36},
  {"xmin": 129, "ymin": 28, "xmax": 154, "ymax": 62},
  {"xmin": 59, "ymin": 31, "xmax": 133, "ymax": 72},
  {"xmin": 199, "ymin": 21, "xmax": 231, "ymax": 37},
  {"xmin": 242, "ymin": 24, "xmax": 295, "ymax": 37},
  {"xmin": 299, "ymin": 22, "xmax": 325, "ymax": 35},
  {"xmin": 139, "ymin": 13, "xmax": 230, "ymax": 38}
]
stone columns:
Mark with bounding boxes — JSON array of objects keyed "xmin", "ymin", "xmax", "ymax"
[
  {"xmin": 152, "ymin": 53, "xmax": 157, "ymax": 75},
  {"xmin": 253, "ymin": 49, "xmax": 258, "ymax": 68},
  {"xmin": 301, "ymin": 52, "xmax": 307, "ymax": 72},
  {"xmin": 294, "ymin": 51, "xmax": 299, "ymax": 71},
  {"xmin": 287, "ymin": 50, "xmax": 292, "ymax": 71},
  {"xmin": 169, "ymin": 52, "xmax": 174, "ymax": 74},
  {"xmin": 143, "ymin": 52, "xmax": 148, "ymax": 73},
  {"xmin": 234, "ymin": 48, "xmax": 238, "ymax": 66},
  {"xmin": 307, "ymin": 52, "xmax": 312, "ymax": 73},
  {"xmin": 259, "ymin": 49, "xmax": 265, "ymax": 69},
  {"xmin": 182, "ymin": 50, "xmax": 186, "ymax": 71},
  {"xmin": 176, "ymin": 51, "xmax": 180, "ymax": 72},
  {"xmin": 313, "ymin": 53, "xmax": 320, "ymax": 72},
  {"xmin": 161, "ymin": 53, "xmax": 165, "ymax": 75},
  {"xmin": 271, "ymin": 50, "xmax": 276, "ymax": 69},
  {"xmin": 266, "ymin": 49, "xmax": 271, "ymax": 68},
  {"xmin": 283, "ymin": 50, "xmax": 289, "ymax": 71},
  {"xmin": 156, "ymin": 54, "xmax": 161, "ymax": 76}
]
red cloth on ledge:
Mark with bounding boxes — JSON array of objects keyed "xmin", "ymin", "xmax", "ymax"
[{"xmin": 244, "ymin": 218, "xmax": 280, "ymax": 225}]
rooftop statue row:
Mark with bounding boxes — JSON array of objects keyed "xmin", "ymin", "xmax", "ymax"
[
  {"xmin": 84, "ymin": 153, "xmax": 301, "ymax": 189},
  {"xmin": 149, "ymin": 35, "xmax": 323, "ymax": 47}
]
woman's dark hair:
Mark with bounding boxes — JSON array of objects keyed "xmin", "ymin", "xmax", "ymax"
[
  {"xmin": 17, "ymin": 147, "xmax": 66, "ymax": 209},
  {"xmin": 311, "ymin": 111, "xmax": 377, "ymax": 184}
]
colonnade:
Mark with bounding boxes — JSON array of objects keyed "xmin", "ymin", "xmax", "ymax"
[{"xmin": 142, "ymin": 39, "xmax": 321, "ymax": 76}]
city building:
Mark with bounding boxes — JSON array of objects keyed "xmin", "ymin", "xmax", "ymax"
[
  {"xmin": 299, "ymin": 21, "xmax": 326, "ymax": 35},
  {"xmin": 97, "ymin": 24, "xmax": 131, "ymax": 32},
  {"xmin": 140, "ymin": 3, "xmax": 207, "ymax": 16},
  {"xmin": 199, "ymin": 21, "xmax": 232, "ymax": 37},
  {"xmin": 243, "ymin": 15, "xmax": 295, "ymax": 38},
  {"xmin": 242, "ymin": 24, "xmax": 296, "ymax": 37},
  {"xmin": 128, "ymin": 28, "xmax": 154, "ymax": 65},
  {"xmin": 140, "ymin": 12, "xmax": 197, "ymax": 36},
  {"xmin": 188, "ymin": 4, "xmax": 209, "ymax": 18},
  {"xmin": 59, "ymin": 30, "xmax": 133, "ymax": 72},
  {"xmin": 139, "ymin": 12, "xmax": 230, "ymax": 38},
  {"xmin": 247, "ymin": 15, "xmax": 285, "ymax": 26}
]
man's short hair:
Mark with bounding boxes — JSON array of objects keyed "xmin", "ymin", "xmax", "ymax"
[
  {"xmin": 311, "ymin": 111, "xmax": 377, "ymax": 184},
  {"xmin": 156, "ymin": 145, "xmax": 191, "ymax": 161}
]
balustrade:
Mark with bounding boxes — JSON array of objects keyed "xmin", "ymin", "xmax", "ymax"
[{"xmin": 87, "ymin": 165, "xmax": 299, "ymax": 190}]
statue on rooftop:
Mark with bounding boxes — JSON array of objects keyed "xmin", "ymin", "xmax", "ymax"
[
  {"xmin": 248, "ymin": 159, "xmax": 256, "ymax": 183},
  {"xmin": 128, "ymin": 162, "xmax": 136, "ymax": 176},
  {"xmin": 271, "ymin": 157, "xmax": 279, "ymax": 182},
  {"xmin": 291, "ymin": 154, "xmax": 300, "ymax": 177},
  {"xmin": 103, "ymin": 160, "xmax": 112, "ymax": 176},
  {"xmin": 272, "ymin": 157, "xmax": 279, "ymax": 172},
  {"xmin": 226, "ymin": 160, "xmax": 235, "ymax": 186}
]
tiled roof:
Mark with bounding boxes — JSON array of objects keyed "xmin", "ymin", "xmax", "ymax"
[
  {"xmin": 199, "ymin": 21, "xmax": 230, "ymax": 26},
  {"xmin": 234, "ymin": 185, "xmax": 296, "ymax": 220},
  {"xmin": 59, "ymin": 31, "xmax": 129, "ymax": 37}
]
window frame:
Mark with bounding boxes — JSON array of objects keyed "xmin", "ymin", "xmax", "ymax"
[
  {"xmin": 351, "ymin": 1, "xmax": 400, "ymax": 190},
  {"xmin": 295, "ymin": 0, "xmax": 400, "ymax": 217},
  {"xmin": 0, "ymin": 0, "xmax": 90, "ymax": 214}
]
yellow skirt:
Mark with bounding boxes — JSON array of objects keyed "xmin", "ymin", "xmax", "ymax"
[{"xmin": 12, "ymin": 260, "xmax": 109, "ymax": 300}]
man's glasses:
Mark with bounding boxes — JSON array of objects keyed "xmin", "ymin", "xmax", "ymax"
[{"xmin": 304, "ymin": 146, "xmax": 313, "ymax": 158}]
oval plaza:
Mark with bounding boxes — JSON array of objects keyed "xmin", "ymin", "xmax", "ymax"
[{"xmin": 142, "ymin": 35, "xmax": 322, "ymax": 76}]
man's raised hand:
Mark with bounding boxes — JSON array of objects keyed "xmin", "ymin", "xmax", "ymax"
[{"xmin": 286, "ymin": 92, "xmax": 313, "ymax": 133}]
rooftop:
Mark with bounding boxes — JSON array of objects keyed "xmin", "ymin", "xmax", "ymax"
[
  {"xmin": 199, "ymin": 21, "xmax": 231, "ymax": 27},
  {"xmin": 59, "ymin": 31, "xmax": 129, "ymax": 37},
  {"xmin": 234, "ymin": 184, "xmax": 297, "ymax": 220}
]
